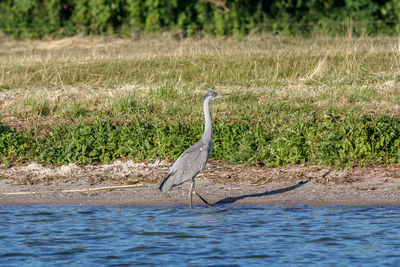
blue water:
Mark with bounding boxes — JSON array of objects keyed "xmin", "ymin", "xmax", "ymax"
[{"xmin": 1, "ymin": 205, "xmax": 400, "ymax": 266}]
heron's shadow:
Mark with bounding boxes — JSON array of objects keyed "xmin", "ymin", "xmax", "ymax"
[{"xmin": 214, "ymin": 179, "xmax": 310, "ymax": 205}]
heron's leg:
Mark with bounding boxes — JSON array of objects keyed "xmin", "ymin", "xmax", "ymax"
[
  {"xmin": 191, "ymin": 179, "xmax": 212, "ymax": 207},
  {"xmin": 192, "ymin": 191, "xmax": 212, "ymax": 207},
  {"xmin": 189, "ymin": 179, "xmax": 194, "ymax": 209}
]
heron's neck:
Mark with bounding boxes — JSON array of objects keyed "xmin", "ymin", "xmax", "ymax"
[{"xmin": 202, "ymin": 99, "xmax": 213, "ymax": 143}]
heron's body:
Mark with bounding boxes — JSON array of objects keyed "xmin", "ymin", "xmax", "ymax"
[
  {"xmin": 159, "ymin": 91, "xmax": 228, "ymax": 207},
  {"xmin": 159, "ymin": 139, "xmax": 211, "ymax": 193}
]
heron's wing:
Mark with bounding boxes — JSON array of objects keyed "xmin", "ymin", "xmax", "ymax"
[{"xmin": 159, "ymin": 141, "xmax": 210, "ymax": 192}]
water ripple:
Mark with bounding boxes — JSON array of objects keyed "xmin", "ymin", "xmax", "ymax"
[{"xmin": 0, "ymin": 205, "xmax": 400, "ymax": 266}]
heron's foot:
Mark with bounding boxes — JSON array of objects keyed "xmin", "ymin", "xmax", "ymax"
[{"xmin": 192, "ymin": 191, "xmax": 212, "ymax": 207}]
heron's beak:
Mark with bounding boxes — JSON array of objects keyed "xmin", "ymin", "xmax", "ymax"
[{"xmin": 217, "ymin": 93, "xmax": 230, "ymax": 98}]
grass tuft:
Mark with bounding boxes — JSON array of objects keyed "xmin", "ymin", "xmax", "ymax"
[{"xmin": 19, "ymin": 94, "xmax": 52, "ymax": 118}]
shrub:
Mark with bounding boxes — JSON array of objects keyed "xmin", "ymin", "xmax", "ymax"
[{"xmin": 0, "ymin": 0, "xmax": 399, "ymax": 39}]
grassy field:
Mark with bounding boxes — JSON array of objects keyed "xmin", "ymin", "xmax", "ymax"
[{"xmin": 0, "ymin": 33, "xmax": 399, "ymax": 167}]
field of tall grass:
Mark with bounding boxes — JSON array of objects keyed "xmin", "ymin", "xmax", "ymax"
[{"xmin": 0, "ymin": 33, "xmax": 399, "ymax": 167}]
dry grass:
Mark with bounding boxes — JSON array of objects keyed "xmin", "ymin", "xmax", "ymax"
[{"xmin": 0, "ymin": 33, "xmax": 400, "ymax": 127}]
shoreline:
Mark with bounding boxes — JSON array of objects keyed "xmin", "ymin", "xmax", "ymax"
[
  {"xmin": 1, "ymin": 161, "xmax": 399, "ymax": 206},
  {"xmin": 2, "ymin": 178, "xmax": 400, "ymax": 206}
]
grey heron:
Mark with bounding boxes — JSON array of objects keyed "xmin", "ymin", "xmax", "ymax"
[{"xmin": 159, "ymin": 91, "xmax": 229, "ymax": 208}]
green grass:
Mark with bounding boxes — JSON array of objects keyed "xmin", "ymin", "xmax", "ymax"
[{"xmin": 0, "ymin": 34, "xmax": 399, "ymax": 167}]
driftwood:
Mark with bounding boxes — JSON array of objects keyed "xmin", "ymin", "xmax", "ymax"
[{"xmin": 2, "ymin": 183, "xmax": 145, "ymax": 195}]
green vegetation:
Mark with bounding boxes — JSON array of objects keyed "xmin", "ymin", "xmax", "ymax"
[
  {"xmin": 0, "ymin": 0, "xmax": 400, "ymax": 39},
  {"xmin": 0, "ymin": 35, "xmax": 399, "ymax": 167},
  {"xmin": 1, "ymin": 115, "xmax": 400, "ymax": 167}
]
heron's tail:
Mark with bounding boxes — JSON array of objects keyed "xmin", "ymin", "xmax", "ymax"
[{"xmin": 159, "ymin": 172, "xmax": 174, "ymax": 192}]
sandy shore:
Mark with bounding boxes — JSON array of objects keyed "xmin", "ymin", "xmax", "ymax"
[
  {"xmin": 1, "ymin": 179, "xmax": 400, "ymax": 206},
  {"xmin": 1, "ymin": 161, "xmax": 399, "ymax": 206}
]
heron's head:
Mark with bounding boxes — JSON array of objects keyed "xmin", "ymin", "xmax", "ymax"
[{"xmin": 204, "ymin": 91, "xmax": 229, "ymax": 102}]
